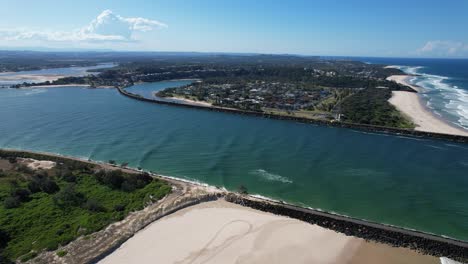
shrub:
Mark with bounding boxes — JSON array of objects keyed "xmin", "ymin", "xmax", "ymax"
[
  {"xmin": 120, "ymin": 181, "xmax": 136, "ymax": 192},
  {"xmin": 39, "ymin": 178, "xmax": 60, "ymax": 194},
  {"xmin": 19, "ymin": 252, "xmax": 37, "ymax": 262},
  {"xmin": 53, "ymin": 185, "xmax": 85, "ymax": 207},
  {"xmin": 95, "ymin": 170, "xmax": 124, "ymax": 189},
  {"xmin": 10, "ymin": 188, "xmax": 31, "ymax": 203},
  {"xmin": 56, "ymin": 250, "xmax": 67, "ymax": 257},
  {"xmin": 0, "ymin": 229, "xmax": 10, "ymax": 249},
  {"xmin": 27, "ymin": 181, "xmax": 41, "ymax": 193},
  {"xmin": 83, "ymin": 199, "xmax": 105, "ymax": 212},
  {"xmin": 15, "ymin": 165, "xmax": 32, "ymax": 174},
  {"xmin": 3, "ymin": 197, "xmax": 20, "ymax": 209},
  {"xmin": 113, "ymin": 204, "xmax": 125, "ymax": 212},
  {"xmin": 60, "ymin": 170, "xmax": 76, "ymax": 183},
  {"xmin": 8, "ymin": 180, "xmax": 18, "ymax": 188}
]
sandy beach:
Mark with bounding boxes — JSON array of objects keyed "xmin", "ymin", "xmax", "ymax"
[
  {"xmin": 0, "ymin": 74, "xmax": 65, "ymax": 83},
  {"xmin": 162, "ymin": 95, "xmax": 214, "ymax": 107},
  {"xmin": 98, "ymin": 200, "xmax": 438, "ymax": 264},
  {"xmin": 21, "ymin": 84, "xmax": 92, "ymax": 88},
  {"xmin": 387, "ymin": 75, "xmax": 468, "ymax": 136}
]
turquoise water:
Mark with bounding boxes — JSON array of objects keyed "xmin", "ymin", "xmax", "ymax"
[
  {"xmin": 1, "ymin": 82, "xmax": 468, "ymax": 241},
  {"xmin": 125, "ymin": 80, "xmax": 193, "ymax": 98}
]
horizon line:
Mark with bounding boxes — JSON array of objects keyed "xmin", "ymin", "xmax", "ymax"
[{"xmin": 1, "ymin": 48, "xmax": 467, "ymax": 60}]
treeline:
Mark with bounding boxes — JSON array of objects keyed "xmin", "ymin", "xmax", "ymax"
[
  {"xmin": 340, "ymin": 88, "xmax": 414, "ymax": 128},
  {"xmin": 13, "ymin": 58, "xmax": 410, "ymax": 91}
]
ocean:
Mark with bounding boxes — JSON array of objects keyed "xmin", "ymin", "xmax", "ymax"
[
  {"xmin": 0, "ymin": 60, "xmax": 468, "ymax": 241},
  {"xmin": 359, "ymin": 57, "xmax": 468, "ymax": 130}
]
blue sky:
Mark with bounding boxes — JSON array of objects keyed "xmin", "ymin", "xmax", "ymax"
[{"xmin": 0, "ymin": 0, "xmax": 467, "ymax": 57}]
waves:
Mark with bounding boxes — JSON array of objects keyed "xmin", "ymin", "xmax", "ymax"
[
  {"xmin": 440, "ymin": 257, "xmax": 464, "ymax": 264},
  {"xmin": 392, "ymin": 65, "xmax": 468, "ymax": 130},
  {"xmin": 250, "ymin": 169, "xmax": 293, "ymax": 184}
]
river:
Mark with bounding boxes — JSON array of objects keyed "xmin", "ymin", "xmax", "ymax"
[{"xmin": 1, "ymin": 79, "xmax": 468, "ymax": 241}]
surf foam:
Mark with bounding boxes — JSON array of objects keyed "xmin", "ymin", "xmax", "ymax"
[{"xmin": 250, "ymin": 169, "xmax": 293, "ymax": 184}]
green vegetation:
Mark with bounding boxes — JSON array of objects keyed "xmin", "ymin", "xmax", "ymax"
[
  {"xmin": 0, "ymin": 151, "xmax": 171, "ymax": 262},
  {"xmin": 340, "ymin": 88, "xmax": 415, "ymax": 128},
  {"xmin": 56, "ymin": 249, "xmax": 67, "ymax": 257},
  {"xmin": 5, "ymin": 51, "xmax": 415, "ymax": 130}
]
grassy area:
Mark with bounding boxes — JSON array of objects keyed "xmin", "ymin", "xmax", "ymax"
[
  {"xmin": 0, "ymin": 153, "xmax": 171, "ymax": 263},
  {"xmin": 262, "ymin": 107, "xmax": 333, "ymax": 120}
]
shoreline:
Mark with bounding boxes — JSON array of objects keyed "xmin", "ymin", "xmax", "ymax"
[
  {"xmin": 118, "ymin": 86, "xmax": 468, "ymax": 143},
  {"xmin": 156, "ymin": 94, "xmax": 215, "ymax": 107},
  {"xmin": 1, "ymin": 148, "xmax": 468, "ymax": 263},
  {"xmin": 6, "ymin": 84, "xmax": 115, "ymax": 89},
  {"xmin": 7, "ymin": 81, "xmax": 468, "ymax": 142},
  {"xmin": 387, "ymin": 75, "xmax": 468, "ymax": 136}
]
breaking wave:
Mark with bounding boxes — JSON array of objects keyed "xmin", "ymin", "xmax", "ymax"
[
  {"xmin": 250, "ymin": 169, "xmax": 293, "ymax": 184},
  {"xmin": 392, "ymin": 65, "xmax": 468, "ymax": 130}
]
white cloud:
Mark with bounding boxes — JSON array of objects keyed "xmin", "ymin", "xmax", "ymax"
[
  {"xmin": 417, "ymin": 40, "xmax": 468, "ymax": 57},
  {"xmin": 0, "ymin": 10, "xmax": 167, "ymax": 43}
]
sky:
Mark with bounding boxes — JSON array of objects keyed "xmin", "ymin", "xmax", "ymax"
[{"xmin": 0, "ymin": 0, "xmax": 467, "ymax": 58}]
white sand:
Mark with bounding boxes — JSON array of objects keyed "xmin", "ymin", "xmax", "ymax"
[
  {"xmin": 387, "ymin": 75, "xmax": 468, "ymax": 136},
  {"xmin": 24, "ymin": 84, "xmax": 91, "ymax": 88},
  {"xmin": 98, "ymin": 200, "xmax": 437, "ymax": 264},
  {"xmin": 19, "ymin": 158, "xmax": 56, "ymax": 170},
  {"xmin": 0, "ymin": 74, "xmax": 65, "ymax": 82},
  {"xmin": 165, "ymin": 96, "xmax": 213, "ymax": 107}
]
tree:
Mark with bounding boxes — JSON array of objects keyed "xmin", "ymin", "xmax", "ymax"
[
  {"xmin": 53, "ymin": 184, "xmax": 85, "ymax": 207},
  {"xmin": 39, "ymin": 178, "xmax": 60, "ymax": 194},
  {"xmin": 10, "ymin": 188, "xmax": 31, "ymax": 203},
  {"xmin": 27, "ymin": 181, "xmax": 41, "ymax": 193},
  {"xmin": 60, "ymin": 169, "xmax": 76, "ymax": 183},
  {"xmin": 113, "ymin": 204, "xmax": 125, "ymax": 212}
]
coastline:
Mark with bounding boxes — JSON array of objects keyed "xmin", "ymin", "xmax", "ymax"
[
  {"xmin": 118, "ymin": 86, "xmax": 468, "ymax": 143},
  {"xmin": 0, "ymin": 74, "xmax": 65, "ymax": 83},
  {"xmin": 1, "ymin": 148, "xmax": 467, "ymax": 263},
  {"xmin": 14, "ymin": 84, "xmax": 115, "ymax": 89},
  {"xmin": 387, "ymin": 75, "xmax": 468, "ymax": 136}
]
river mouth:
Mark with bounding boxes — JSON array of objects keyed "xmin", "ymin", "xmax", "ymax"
[
  {"xmin": 0, "ymin": 63, "xmax": 115, "ymax": 86},
  {"xmin": 1, "ymin": 82, "xmax": 468, "ymax": 241}
]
